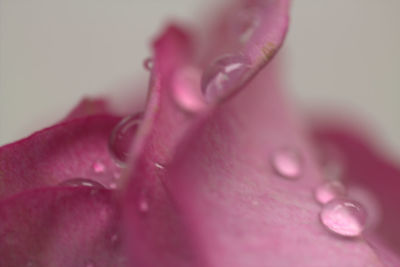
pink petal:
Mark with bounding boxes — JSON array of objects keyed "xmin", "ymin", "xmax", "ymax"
[
  {"xmin": 0, "ymin": 187, "xmax": 124, "ymax": 267},
  {"xmin": 161, "ymin": 63, "xmax": 388, "ymax": 266},
  {"xmin": 199, "ymin": 0, "xmax": 290, "ymax": 100},
  {"xmin": 123, "ymin": 10, "xmax": 392, "ymax": 266},
  {"xmin": 0, "ymin": 115, "xmax": 122, "ymax": 198},
  {"xmin": 312, "ymin": 121, "xmax": 400, "ymax": 265}
]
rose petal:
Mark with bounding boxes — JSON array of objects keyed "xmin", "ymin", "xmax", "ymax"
[
  {"xmin": 162, "ymin": 61, "xmax": 388, "ymax": 266},
  {"xmin": 65, "ymin": 98, "xmax": 112, "ymax": 121},
  {"xmin": 123, "ymin": 26, "xmax": 207, "ymax": 267},
  {"xmin": 312, "ymin": 122, "xmax": 400, "ymax": 265},
  {"xmin": 199, "ymin": 0, "xmax": 290, "ymax": 100},
  {"xmin": 0, "ymin": 187, "xmax": 124, "ymax": 267},
  {"xmin": 0, "ymin": 115, "xmax": 122, "ymax": 198}
]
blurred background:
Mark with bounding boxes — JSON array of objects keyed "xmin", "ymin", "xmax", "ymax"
[{"xmin": 0, "ymin": 0, "xmax": 399, "ymax": 159}]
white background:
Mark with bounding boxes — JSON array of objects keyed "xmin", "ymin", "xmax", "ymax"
[{"xmin": 1, "ymin": 0, "xmax": 399, "ymax": 159}]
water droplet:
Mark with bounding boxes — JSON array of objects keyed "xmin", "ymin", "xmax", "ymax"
[
  {"xmin": 139, "ymin": 199, "xmax": 149, "ymax": 213},
  {"xmin": 109, "ymin": 114, "xmax": 142, "ymax": 164},
  {"xmin": 348, "ymin": 186, "xmax": 381, "ymax": 229},
  {"xmin": 154, "ymin": 162, "xmax": 165, "ymax": 169},
  {"xmin": 320, "ymin": 198, "xmax": 367, "ymax": 237},
  {"xmin": 271, "ymin": 147, "xmax": 303, "ymax": 179},
  {"xmin": 85, "ymin": 261, "xmax": 95, "ymax": 267},
  {"xmin": 110, "ymin": 233, "xmax": 119, "ymax": 244},
  {"xmin": 109, "ymin": 182, "xmax": 117, "ymax": 190},
  {"xmin": 59, "ymin": 178, "xmax": 104, "ymax": 188},
  {"xmin": 314, "ymin": 180, "xmax": 347, "ymax": 204},
  {"xmin": 172, "ymin": 66, "xmax": 206, "ymax": 113},
  {"xmin": 143, "ymin": 58, "xmax": 153, "ymax": 71},
  {"xmin": 201, "ymin": 54, "xmax": 250, "ymax": 103},
  {"xmin": 92, "ymin": 161, "xmax": 105, "ymax": 173}
]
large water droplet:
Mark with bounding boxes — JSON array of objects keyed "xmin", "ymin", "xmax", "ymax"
[
  {"xmin": 201, "ymin": 54, "xmax": 250, "ymax": 103},
  {"xmin": 59, "ymin": 178, "xmax": 104, "ymax": 188},
  {"xmin": 109, "ymin": 114, "xmax": 141, "ymax": 164},
  {"xmin": 314, "ymin": 180, "xmax": 347, "ymax": 204},
  {"xmin": 143, "ymin": 58, "xmax": 153, "ymax": 71},
  {"xmin": 271, "ymin": 147, "xmax": 303, "ymax": 179},
  {"xmin": 172, "ymin": 66, "xmax": 206, "ymax": 113},
  {"xmin": 320, "ymin": 198, "xmax": 367, "ymax": 237}
]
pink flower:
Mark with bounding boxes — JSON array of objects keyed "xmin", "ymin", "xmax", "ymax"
[{"xmin": 1, "ymin": 0, "xmax": 399, "ymax": 266}]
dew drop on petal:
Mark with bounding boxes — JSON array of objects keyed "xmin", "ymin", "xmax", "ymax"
[
  {"xmin": 154, "ymin": 162, "xmax": 165, "ymax": 170},
  {"xmin": 109, "ymin": 114, "xmax": 141, "ymax": 164},
  {"xmin": 172, "ymin": 66, "xmax": 206, "ymax": 113},
  {"xmin": 314, "ymin": 180, "xmax": 347, "ymax": 204},
  {"xmin": 59, "ymin": 178, "xmax": 104, "ymax": 188},
  {"xmin": 201, "ymin": 54, "xmax": 250, "ymax": 103},
  {"xmin": 109, "ymin": 182, "xmax": 117, "ymax": 190},
  {"xmin": 110, "ymin": 233, "xmax": 119, "ymax": 244},
  {"xmin": 138, "ymin": 198, "xmax": 149, "ymax": 213},
  {"xmin": 271, "ymin": 147, "xmax": 303, "ymax": 179},
  {"xmin": 85, "ymin": 261, "xmax": 95, "ymax": 267},
  {"xmin": 92, "ymin": 161, "xmax": 105, "ymax": 173},
  {"xmin": 320, "ymin": 198, "xmax": 367, "ymax": 237},
  {"xmin": 143, "ymin": 57, "xmax": 153, "ymax": 71}
]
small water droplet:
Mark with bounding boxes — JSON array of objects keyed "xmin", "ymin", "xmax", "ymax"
[
  {"xmin": 314, "ymin": 180, "xmax": 347, "ymax": 204},
  {"xmin": 154, "ymin": 162, "xmax": 165, "ymax": 169},
  {"xmin": 201, "ymin": 54, "xmax": 250, "ymax": 103},
  {"xmin": 110, "ymin": 233, "xmax": 119, "ymax": 244},
  {"xmin": 59, "ymin": 178, "xmax": 104, "ymax": 188},
  {"xmin": 85, "ymin": 261, "xmax": 95, "ymax": 267},
  {"xmin": 320, "ymin": 198, "xmax": 367, "ymax": 237},
  {"xmin": 143, "ymin": 58, "xmax": 153, "ymax": 71},
  {"xmin": 172, "ymin": 66, "xmax": 206, "ymax": 113},
  {"xmin": 139, "ymin": 199, "xmax": 149, "ymax": 213},
  {"xmin": 271, "ymin": 147, "xmax": 303, "ymax": 179},
  {"xmin": 92, "ymin": 161, "xmax": 105, "ymax": 173},
  {"xmin": 109, "ymin": 182, "xmax": 117, "ymax": 190},
  {"xmin": 109, "ymin": 114, "xmax": 142, "ymax": 164}
]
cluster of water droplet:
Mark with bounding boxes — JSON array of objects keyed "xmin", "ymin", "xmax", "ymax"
[{"xmin": 271, "ymin": 145, "xmax": 368, "ymax": 238}]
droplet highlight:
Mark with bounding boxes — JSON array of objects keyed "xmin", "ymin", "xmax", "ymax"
[
  {"xmin": 59, "ymin": 178, "xmax": 104, "ymax": 188},
  {"xmin": 92, "ymin": 161, "xmax": 105, "ymax": 173},
  {"xmin": 320, "ymin": 198, "xmax": 367, "ymax": 237},
  {"xmin": 143, "ymin": 58, "xmax": 153, "ymax": 71},
  {"xmin": 109, "ymin": 114, "xmax": 141, "ymax": 164},
  {"xmin": 139, "ymin": 199, "xmax": 149, "ymax": 213},
  {"xmin": 271, "ymin": 147, "xmax": 303, "ymax": 179},
  {"xmin": 201, "ymin": 54, "xmax": 250, "ymax": 103},
  {"xmin": 314, "ymin": 180, "xmax": 347, "ymax": 204}
]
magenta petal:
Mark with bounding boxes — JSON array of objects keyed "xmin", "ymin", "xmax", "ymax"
[
  {"xmin": 0, "ymin": 187, "xmax": 123, "ymax": 267},
  {"xmin": 123, "ymin": 26, "xmax": 206, "ymax": 267},
  {"xmin": 65, "ymin": 98, "xmax": 112, "ymax": 121},
  {"xmin": 312, "ymin": 123, "xmax": 400, "ymax": 265},
  {"xmin": 0, "ymin": 115, "xmax": 122, "ymax": 197}
]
